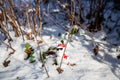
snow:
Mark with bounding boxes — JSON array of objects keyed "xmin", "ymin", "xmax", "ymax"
[
  {"xmin": 0, "ymin": 0, "xmax": 120, "ymax": 80},
  {"xmin": 0, "ymin": 25, "xmax": 120, "ymax": 80}
]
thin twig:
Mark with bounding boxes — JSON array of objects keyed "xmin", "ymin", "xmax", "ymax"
[
  {"xmin": 38, "ymin": 44, "xmax": 49, "ymax": 78},
  {"xmin": 59, "ymin": 33, "xmax": 71, "ymax": 68},
  {"xmin": 0, "ymin": 39, "xmax": 15, "ymax": 51}
]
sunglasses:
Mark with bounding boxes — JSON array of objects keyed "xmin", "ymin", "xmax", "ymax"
[{"xmin": 56, "ymin": 48, "xmax": 63, "ymax": 51}]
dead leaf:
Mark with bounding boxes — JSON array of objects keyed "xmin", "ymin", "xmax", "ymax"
[
  {"xmin": 3, "ymin": 60, "xmax": 10, "ymax": 67},
  {"xmin": 26, "ymin": 34, "xmax": 34, "ymax": 40},
  {"xmin": 70, "ymin": 63, "xmax": 76, "ymax": 66},
  {"xmin": 56, "ymin": 67, "xmax": 63, "ymax": 74},
  {"xmin": 37, "ymin": 40, "xmax": 43, "ymax": 44},
  {"xmin": 24, "ymin": 47, "xmax": 34, "ymax": 54},
  {"xmin": 24, "ymin": 49, "xmax": 31, "ymax": 54},
  {"xmin": 93, "ymin": 45, "xmax": 99, "ymax": 56},
  {"xmin": 26, "ymin": 35, "xmax": 30, "ymax": 40}
]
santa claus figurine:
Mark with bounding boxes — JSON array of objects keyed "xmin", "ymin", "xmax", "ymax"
[{"xmin": 56, "ymin": 43, "xmax": 69, "ymax": 66}]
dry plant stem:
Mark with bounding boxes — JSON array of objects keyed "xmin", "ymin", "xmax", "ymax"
[
  {"xmin": 33, "ymin": 4, "xmax": 48, "ymax": 72},
  {"xmin": 18, "ymin": 24, "xmax": 25, "ymax": 42},
  {"xmin": 0, "ymin": 24, "xmax": 9, "ymax": 39},
  {"xmin": 27, "ymin": 7, "xmax": 37, "ymax": 41},
  {"xmin": 0, "ymin": 39, "xmax": 15, "ymax": 52},
  {"xmin": 15, "ymin": 14, "xmax": 25, "ymax": 42},
  {"xmin": 37, "ymin": 20, "xmax": 42, "ymax": 37},
  {"xmin": 2, "ymin": 7, "xmax": 12, "ymax": 41},
  {"xmin": 71, "ymin": 0, "xmax": 75, "ymax": 25},
  {"xmin": 26, "ymin": 7, "xmax": 32, "ymax": 30},
  {"xmin": 7, "ymin": 0, "xmax": 20, "ymax": 37},
  {"xmin": 0, "ymin": 8, "xmax": 12, "ymax": 41},
  {"xmin": 29, "ymin": 13, "xmax": 38, "ymax": 42},
  {"xmin": 73, "ymin": 0, "xmax": 76, "ymax": 24},
  {"xmin": 59, "ymin": 34, "xmax": 71, "ymax": 68},
  {"xmin": 4, "ymin": 50, "xmax": 15, "ymax": 61},
  {"xmin": 30, "ymin": 15, "xmax": 36, "ymax": 37},
  {"xmin": 32, "ymin": 13, "xmax": 37, "ymax": 37},
  {"xmin": 35, "ymin": 0, "xmax": 43, "ymax": 37},
  {"xmin": 38, "ymin": 45, "xmax": 49, "ymax": 78},
  {"xmin": 78, "ymin": 0, "xmax": 83, "ymax": 22},
  {"xmin": 36, "ymin": 0, "xmax": 41, "ymax": 21},
  {"xmin": 33, "ymin": 2, "xmax": 49, "ymax": 76},
  {"xmin": 33, "ymin": 12, "xmax": 37, "ymax": 27}
]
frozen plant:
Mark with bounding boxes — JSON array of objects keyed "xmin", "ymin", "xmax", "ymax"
[{"xmin": 24, "ymin": 43, "xmax": 36, "ymax": 63}]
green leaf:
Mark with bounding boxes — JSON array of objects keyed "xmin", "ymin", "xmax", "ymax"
[
  {"xmin": 54, "ymin": 59, "xmax": 58, "ymax": 65},
  {"xmin": 70, "ymin": 27, "xmax": 79, "ymax": 35},
  {"xmin": 30, "ymin": 60, "xmax": 36, "ymax": 63},
  {"xmin": 30, "ymin": 54, "xmax": 34, "ymax": 58},
  {"xmin": 70, "ymin": 28, "xmax": 75, "ymax": 34},
  {"xmin": 31, "ymin": 56, "xmax": 35, "ymax": 58},
  {"xmin": 61, "ymin": 40, "xmax": 64, "ymax": 44},
  {"xmin": 25, "ymin": 43, "xmax": 31, "ymax": 49},
  {"xmin": 42, "ymin": 53, "xmax": 47, "ymax": 60},
  {"xmin": 29, "ymin": 53, "xmax": 35, "ymax": 63}
]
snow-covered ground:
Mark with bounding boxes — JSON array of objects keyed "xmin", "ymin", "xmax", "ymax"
[
  {"xmin": 0, "ymin": 0, "xmax": 120, "ymax": 80},
  {"xmin": 0, "ymin": 25, "xmax": 120, "ymax": 80}
]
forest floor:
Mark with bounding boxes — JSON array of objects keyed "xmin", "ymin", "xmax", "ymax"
[{"xmin": 0, "ymin": 25, "xmax": 120, "ymax": 80}]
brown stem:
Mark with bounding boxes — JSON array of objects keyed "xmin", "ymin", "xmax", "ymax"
[
  {"xmin": 7, "ymin": 0, "xmax": 20, "ymax": 37},
  {"xmin": 15, "ymin": 10, "xmax": 25, "ymax": 41},
  {"xmin": 38, "ymin": 45, "xmax": 49, "ymax": 78},
  {"xmin": 59, "ymin": 34, "xmax": 71, "ymax": 68},
  {"xmin": 0, "ymin": 5, "xmax": 12, "ymax": 41},
  {"xmin": 0, "ymin": 39, "xmax": 15, "ymax": 52},
  {"xmin": 26, "ymin": 7, "xmax": 31, "ymax": 29},
  {"xmin": 35, "ymin": 0, "xmax": 42, "ymax": 37}
]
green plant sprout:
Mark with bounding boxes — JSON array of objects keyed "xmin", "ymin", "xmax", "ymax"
[{"xmin": 24, "ymin": 43, "xmax": 36, "ymax": 63}]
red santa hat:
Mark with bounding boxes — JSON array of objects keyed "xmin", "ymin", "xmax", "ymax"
[{"xmin": 58, "ymin": 43, "xmax": 66, "ymax": 48}]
